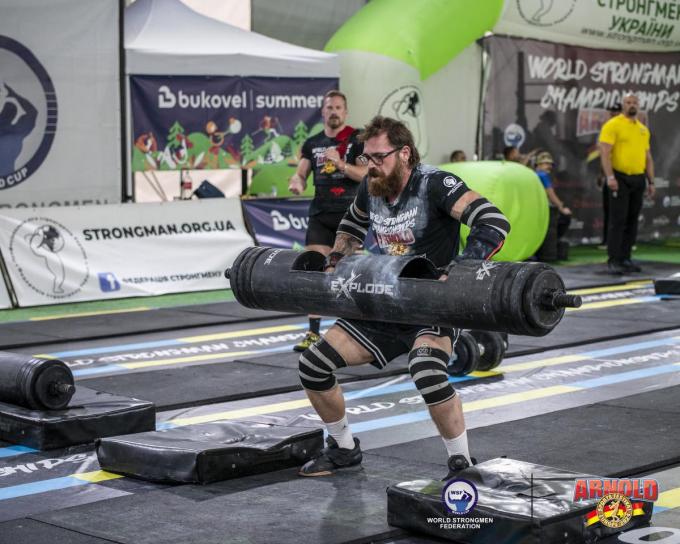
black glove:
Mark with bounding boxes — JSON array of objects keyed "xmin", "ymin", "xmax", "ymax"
[{"xmin": 442, "ymin": 225, "xmax": 504, "ymax": 276}]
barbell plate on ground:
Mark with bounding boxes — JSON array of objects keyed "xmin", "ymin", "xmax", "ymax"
[
  {"xmin": 469, "ymin": 330, "xmax": 506, "ymax": 371},
  {"xmin": 447, "ymin": 332, "xmax": 480, "ymax": 377}
]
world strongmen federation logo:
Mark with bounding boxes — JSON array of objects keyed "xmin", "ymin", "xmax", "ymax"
[
  {"xmin": 442, "ymin": 478, "xmax": 478, "ymax": 515},
  {"xmin": 9, "ymin": 218, "xmax": 89, "ymax": 299},
  {"xmin": 0, "ymin": 35, "xmax": 57, "ymax": 190}
]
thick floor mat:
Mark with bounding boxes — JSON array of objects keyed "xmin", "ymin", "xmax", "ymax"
[
  {"xmin": 368, "ymin": 385, "xmax": 680, "ymax": 477},
  {"xmin": 33, "ymin": 455, "xmax": 433, "ymax": 544}
]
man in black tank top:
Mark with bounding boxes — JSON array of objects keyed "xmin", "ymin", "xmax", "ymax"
[
  {"xmin": 296, "ymin": 116, "xmax": 511, "ymax": 478},
  {"xmin": 288, "ymin": 91, "xmax": 368, "ymax": 352}
]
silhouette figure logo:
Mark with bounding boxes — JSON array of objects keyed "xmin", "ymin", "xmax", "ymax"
[
  {"xmin": 0, "ymin": 35, "xmax": 57, "ymax": 190},
  {"xmin": 379, "ymin": 85, "xmax": 428, "ymax": 156},
  {"xmin": 8, "ymin": 218, "xmax": 89, "ymax": 300},
  {"xmin": 516, "ymin": 0, "xmax": 577, "ymax": 27}
]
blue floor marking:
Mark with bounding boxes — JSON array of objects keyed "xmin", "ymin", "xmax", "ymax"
[
  {"xmin": 0, "ymin": 476, "xmax": 90, "ymax": 500},
  {"xmin": 570, "ymin": 362, "xmax": 680, "ymax": 389},
  {"xmin": 0, "ymin": 445, "xmax": 37, "ymax": 459},
  {"xmin": 41, "ymin": 319, "xmax": 336, "ymax": 359}
]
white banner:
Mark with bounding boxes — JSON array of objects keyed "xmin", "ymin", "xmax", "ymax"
[
  {"xmin": 0, "ymin": 0, "xmax": 121, "ymax": 209},
  {"xmin": 0, "ymin": 199, "xmax": 254, "ymax": 306},
  {"xmin": 495, "ymin": 0, "xmax": 680, "ymax": 51},
  {"xmin": 0, "ymin": 270, "xmax": 12, "ymax": 309}
]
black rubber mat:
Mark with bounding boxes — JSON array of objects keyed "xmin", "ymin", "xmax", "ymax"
[
  {"xmin": 32, "ymin": 455, "xmax": 432, "ymax": 544},
  {"xmin": 0, "ymin": 303, "xmax": 297, "ymax": 350},
  {"xmin": 0, "ymin": 519, "xmax": 113, "ymax": 544},
  {"xmin": 569, "ymin": 298, "xmax": 680, "ymax": 325},
  {"xmin": 236, "ymin": 351, "xmax": 412, "ymax": 378},
  {"xmin": 514, "ymin": 307, "xmax": 680, "ymax": 349},
  {"xmin": 553, "ymin": 261, "xmax": 679, "ymax": 289},
  {"xmin": 80, "ymin": 356, "xmax": 415, "ymax": 411},
  {"xmin": 0, "ymin": 325, "xmax": 63, "ymax": 349},
  {"xmin": 369, "ymin": 385, "xmax": 680, "ymax": 477},
  {"xmin": 180, "ymin": 303, "xmax": 298, "ymax": 320},
  {"xmin": 79, "ymin": 360, "xmax": 305, "ymax": 410}
]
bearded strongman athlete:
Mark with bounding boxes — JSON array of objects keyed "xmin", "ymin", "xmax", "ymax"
[{"xmin": 297, "ymin": 116, "xmax": 511, "ymax": 477}]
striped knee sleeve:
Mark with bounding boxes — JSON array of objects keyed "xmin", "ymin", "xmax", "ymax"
[
  {"xmin": 408, "ymin": 345, "xmax": 456, "ymax": 406},
  {"xmin": 298, "ymin": 338, "xmax": 348, "ymax": 392}
]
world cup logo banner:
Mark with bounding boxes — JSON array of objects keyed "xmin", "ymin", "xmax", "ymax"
[{"xmin": 0, "ymin": 36, "xmax": 57, "ymax": 190}]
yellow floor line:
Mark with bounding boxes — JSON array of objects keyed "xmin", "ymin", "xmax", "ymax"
[
  {"xmin": 567, "ymin": 297, "xmax": 652, "ymax": 312},
  {"xmin": 569, "ymin": 281, "xmax": 652, "ymax": 296},
  {"xmin": 169, "ymin": 386, "xmax": 582, "ymax": 428},
  {"xmin": 657, "ymin": 487, "xmax": 680, "ymax": 509},
  {"xmin": 30, "ymin": 307, "xmax": 150, "ymax": 321},
  {"xmin": 179, "ymin": 324, "xmax": 304, "ymax": 343},
  {"xmin": 72, "ymin": 470, "xmax": 124, "ymax": 483},
  {"xmin": 171, "ymin": 398, "xmax": 313, "ymax": 427},
  {"xmin": 500, "ymin": 354, "xmax": 586, "ymax": 373},
  {"xmin": 464, "ymin": 385, "xmax": 581, "ymax": 411}
]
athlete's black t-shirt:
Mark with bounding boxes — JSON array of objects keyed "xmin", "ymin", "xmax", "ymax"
[
  {"xmin": 301, "ymin": 129, "xmax": 363, "ymax": 216},
  {"xmin": 352, "ymin": 164, "xmax": 470, "ymax": 267}
]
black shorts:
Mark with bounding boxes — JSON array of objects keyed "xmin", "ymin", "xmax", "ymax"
[
  {"xmin": 335, "ymin": 318, "xmax": 459, "ymax": 369},
  {"xmin": 305, "ymin": 211, "xmax": 346, "ymax": 247}
]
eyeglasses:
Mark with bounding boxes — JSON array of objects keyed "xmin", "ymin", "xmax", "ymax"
[{"xmin": 357, "ymin": 148, "xmax": 400, "ymax": 166}]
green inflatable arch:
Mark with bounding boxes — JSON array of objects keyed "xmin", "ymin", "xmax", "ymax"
[
  {"xmin": 440, "ymin": 161, "xmax": 549, "ymax": 261},
  {"xmin": 325, "ymin": 0, "xmax": 505, "ymax": 79}
]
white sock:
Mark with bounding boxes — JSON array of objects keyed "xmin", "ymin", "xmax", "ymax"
[
  {"xmin": 325, "ymin": 415, "xmax": 355, "ymax": 450},
  {"xmin": 442, "ymin": 430, "xmax": 471, "ymax": 464}
]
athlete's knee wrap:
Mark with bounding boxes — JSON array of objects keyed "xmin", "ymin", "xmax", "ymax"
[
  {"xmin": 408, "ymin": 345, "xmax": 455, "ymax": 406},
  {"xmin": 298, "ymin": 338, "xmax": 348, "ymax": 392}
]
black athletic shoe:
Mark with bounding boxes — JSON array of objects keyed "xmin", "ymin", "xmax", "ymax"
[
  {"xmin": 621, "ymin": 259, "xmax": 642, "ymax": 273},
  {"xmin": 298, "ymin": 436, "xmax": 362, "ymax": 476},
  {"xmin": 607, "ymin": 260, "xmax": 625, "ymax": 275},
  {"xmin": 443, "ymin": 454, "xmax": 476, "ymax": 481}
]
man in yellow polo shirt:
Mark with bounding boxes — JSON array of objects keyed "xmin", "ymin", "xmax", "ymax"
[{"xmin": 599, "ymin": 93, "xmax": 656, "ymax": 275}]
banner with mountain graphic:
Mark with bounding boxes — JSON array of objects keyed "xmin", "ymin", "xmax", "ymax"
[{"xmin": 130, "ymin": 76, "xmax": 337, "ymax": 172}]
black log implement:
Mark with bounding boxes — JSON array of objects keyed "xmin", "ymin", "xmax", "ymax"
[
  {"xmin": 226, "ymin": 248, "xmax": 581, "ymax": 337},
  {"xmin": 0, "ymin": 351, "xmax": 75, "ymax": 410}
]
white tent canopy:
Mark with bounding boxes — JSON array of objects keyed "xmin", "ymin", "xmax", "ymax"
[{"xmin": 125, "ymin": 0, "xmax": 339, "ymax": 77}]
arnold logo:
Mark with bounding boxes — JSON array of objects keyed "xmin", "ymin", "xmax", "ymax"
[
  {"xmin": 8, "ymin": 217, "xmax": 89, "ymax": 299},
  {"xmin": 0, "ymin": 36, "xmax": 57, "ymax": 190},
  {"xmin": 330, "ymin": 270, "xmax": 395, "ymax": 302}
]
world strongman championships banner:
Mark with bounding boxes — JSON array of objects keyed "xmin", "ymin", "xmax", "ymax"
[{"xmin": 482, "ymin": 35, "xmax": 680, "ymax": 243}]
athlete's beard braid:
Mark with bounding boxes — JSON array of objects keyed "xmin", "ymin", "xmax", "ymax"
[{"xmin": 368, "ymin": 160, "xmax": 404, "ymax": 198}]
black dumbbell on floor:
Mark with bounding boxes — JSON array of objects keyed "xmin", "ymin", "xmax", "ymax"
[
  {"xmin": 469, "ymin": 330, "xmax": 507, "ymax": 371},
  {"xmin": 446, "ymin": 331, "xmax": 480, "ymax": 377},
  {"xmin": 447, "ymin": 330, "xmax": 509, "ymax": 376}
]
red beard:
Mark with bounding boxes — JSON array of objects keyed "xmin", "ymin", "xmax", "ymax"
[{"xmin": 368, "ymin": 161, "xmax": 404, "ymax": 198}]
